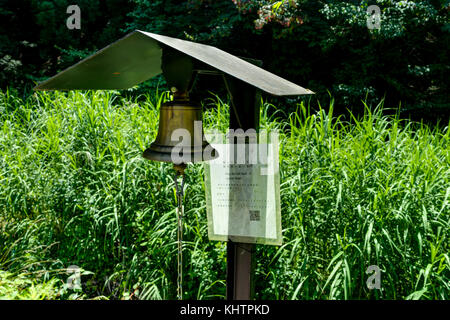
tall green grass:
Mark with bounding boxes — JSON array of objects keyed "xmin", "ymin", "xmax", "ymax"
[{"xmin": 0, "ymin": 89, "xmax": 448, "ymax": 299}]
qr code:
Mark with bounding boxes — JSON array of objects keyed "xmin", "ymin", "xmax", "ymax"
[{"xmin": 249, "ymin": 210, "xmax": 260, "ymax": 221}]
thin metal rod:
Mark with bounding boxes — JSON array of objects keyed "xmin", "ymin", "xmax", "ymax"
[{"xmin": 174, "ymin": 164, "xmax": 186, "ymax": 300}]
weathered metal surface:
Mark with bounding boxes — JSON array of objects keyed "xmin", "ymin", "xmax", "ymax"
[
  {"xmin": 143, "ymin": 96, "xmax": 218, "ymax": 163},
  {"xmin": 35, "ymin": 30, "xmax": 313, "ymax": 96},
  {"xmin": 35, "ymin": 32, "xmax": 162, "ymax": 90}
]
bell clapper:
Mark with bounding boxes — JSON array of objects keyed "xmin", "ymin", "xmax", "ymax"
[{"xmin": 173, "ymin": 163, "xmax": 187, "ymax": 176}]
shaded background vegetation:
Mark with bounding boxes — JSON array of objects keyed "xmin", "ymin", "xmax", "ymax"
[{"xmin": 0, "ymin": 0, "xmax": 449, "ymax": 119}]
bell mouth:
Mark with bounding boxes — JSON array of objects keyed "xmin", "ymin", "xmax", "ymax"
[
  {"xmin": 143, "ymin": 144, "xmax": 218, "ymax": 163},
  {"xmin": 143, "ymin": 94, "xmax": 218, "ymax": 164}
]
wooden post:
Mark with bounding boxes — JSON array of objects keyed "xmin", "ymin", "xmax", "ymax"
[{"xmin": 224, "ymin": 75, "xmax": 261, "ymax": 300}]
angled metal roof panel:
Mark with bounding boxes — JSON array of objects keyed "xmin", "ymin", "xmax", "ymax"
[
  {"xmin": 34, "ymin": 31, "xmax": 162, "ymax": 90},
  {"xmin": 35, "ymin": 30, "xmax": 313, "ymax": 96}
]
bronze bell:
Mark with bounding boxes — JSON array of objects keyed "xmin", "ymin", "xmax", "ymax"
[{"xmin": 143, "ymin": 92, "xmax": 218, "ymax": 164}]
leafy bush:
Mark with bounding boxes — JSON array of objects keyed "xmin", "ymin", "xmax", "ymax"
[
  {"xmin": 0, "ymin": 0, "xmax": 132, "ymax": 91},
  {"xmin": 1, "ymin": 1, "xmax": 448, "ymax": 117},
  {"xmin": 233, "ymin": 0, "xmax": 450, "ymax": 116},
  {"xmin": 0, "ymin": 271, "xmax": 61, "ymax": 299}
]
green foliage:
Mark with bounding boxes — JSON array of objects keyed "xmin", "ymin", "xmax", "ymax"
[
  {"xmin": 239, "ymin": 0, "xmax": 450, "ymax": 115},
  {"xmin": 258, "ymin": 100, "xmax": 450, "ymax": 299},
  {"xmin": 125, "ymin": 0, "xmax": 243, "ymax": 43},
  {"xmin": 315, "ymin": 0, "xmax": 450, "ymax": 114},
  {"xmin": 1, "ymin": 0, "xmax": 448, "ymax": 116},
  {"xmin": 0, "ymin": 89, "xmax": 448, "ymax": 299},
  {"xmin": 0, "ymin": 271, "xmax": 61, "ymax": 300},
  {"xmin": 0, "ymin": 0, "xmax": 132, "ymax": 91}
]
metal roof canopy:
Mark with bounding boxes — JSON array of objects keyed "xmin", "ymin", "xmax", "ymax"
[{"xmin": 34, "ymin": 30, "xmax": 313, "ymax": 96}]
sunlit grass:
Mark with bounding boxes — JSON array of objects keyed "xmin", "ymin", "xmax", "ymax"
[{"xmin": 0, "ymin": 89, "xmax": 448, "ymax": 300}]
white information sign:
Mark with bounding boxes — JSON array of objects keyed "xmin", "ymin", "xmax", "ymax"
[{"xmin": 204, "ymin": 132, "xmax": 282, "ymax": 245}]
